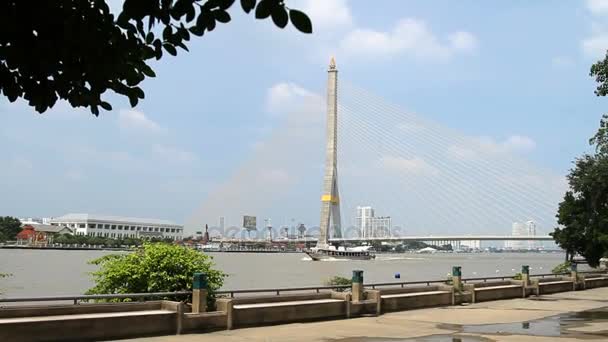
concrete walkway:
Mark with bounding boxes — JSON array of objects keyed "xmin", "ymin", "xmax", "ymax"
[{"xmin": 122, "ymin": 287, "xmax": 608, "ymax": 341}]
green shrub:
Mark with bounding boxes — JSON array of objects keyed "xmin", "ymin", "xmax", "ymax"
[
  {"xmin": 513, "ymin": 273, "xmax": 523, "ymax": 280},
  {"xmin": 324, "ymin": 276, "xmax": 352, "ymax": 291},
  {"xmin": 552, "ymin": 261, "xmax": 572, "ymax": 274},
  {"xmin": 86, "ymin": 243, "xmax": 225, "ymax": 308}
]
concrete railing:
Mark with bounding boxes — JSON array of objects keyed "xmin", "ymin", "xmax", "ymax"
[
  {"xmin": 0, "ymin": 291, "xmax": 192, "ymax": 305},
  {"xmin": 3, "ymin": 271, "xmax": 604, "ymax": 305}
]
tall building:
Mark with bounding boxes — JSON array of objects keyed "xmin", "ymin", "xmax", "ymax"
[
  {"xmin": 356, "ymin": 206, "xmax": 392, "ymax": 238},
  {"xmin": 219, "ymin": 216, "xmax": 225, "ymax": 231},
  {"xmin": 506, "ymin": 221, "xmax": 534, "ymax": 250},
  {"xmin": 317, "ymin": 57, "xmax": 342, "ymax": 247},
  {"xmin": 525, "ymin": 220, "xmax": 538, "ymax": 249},
  {"xmin": 49, "ymin": 213, "xmax": 183, "ymax": 240},
  {"xmin": 356, "ymin": 206, "xmax": 374, "ymax": 238},
  {"xmin": 371, "ymin": 216, "xmax": 392, "ymax": 238}
]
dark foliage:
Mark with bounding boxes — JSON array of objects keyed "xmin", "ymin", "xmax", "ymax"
[{"xmin": 0, "ymin": 0, "xmax": 311, "ymax": 115}]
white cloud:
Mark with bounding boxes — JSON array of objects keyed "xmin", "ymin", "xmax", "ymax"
[
  {"xmin": 265, "ymin": 82, "xmax": 324, "ymax": 124},
  {"xmin": 153, "ymin": 144, "xmax": 197, "ymax": 163},
  {"xmin": 379, "ymin": 155, "xmax": 439, "ymax": 176},
  {"xmin": 448, "ymin": 135, "xmax": 536, "ymax": 160},
  {"xmin": 266, "ymin": 83, "xmax": 316, "ymax": 114},
  {"xmin": 582, "ymin": 1, "xmax": 608, "ymax": 58},
  {"xmin": 502, "ymin": 135, "xmax": 536, "ymax": 152},
  {"xmin": 118, "ymin": 109, "xmax": 162, "ymax": 133},
  {"xmin": 582, "ymin": 33, "xmax": 608, "ymax": 58},
  {"xmin": 300, "ymin": 0, "xmax": 353, "ymax": 32},
  {"xmin": 587, "ymin": 0, "xmax": 608, "ymax": 15},
  {"xmin": 339, "ymin": 18, "xmax": 477, "ymax": 61},
  {"xmin": 448, "ymin": 31, "xmax": 478, "ymax": 52}
]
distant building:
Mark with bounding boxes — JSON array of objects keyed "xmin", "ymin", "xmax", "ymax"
[
  {"xmin": 506, "ymin": 221, "xmax": 537, "ymax": 250},
  {"xmin": 49, "ymin": 213, "xmax": 183, "ymax": 240},
  {"xmin": 356, "ymin": 206, "xmax": 392, "ymax": 238},
  {"xmin": 219, "ymin": 216, "xmax": 225, "ymax": 231},
  {"xmin": 371, "ymin": 216, "xmax": 392, "ymax": 238},
  {"xmin": 17, "ymin": 224, "xmax": 73, "ymax": 246},
  {"xmin": 525, "ymin": 220, "xmax": 538, "ymax": 249},
  {"xmin": 356, "ymin": 206, "xmax": 374, "ymax": 238},
  {"xmin": 19, "ymin": 217, "xmax": 51, "ymax": 225}
]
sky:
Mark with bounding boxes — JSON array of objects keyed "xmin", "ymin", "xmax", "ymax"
[{"xmin": 2, "ymin": 0, "xmax": 608, "ymax": 236}]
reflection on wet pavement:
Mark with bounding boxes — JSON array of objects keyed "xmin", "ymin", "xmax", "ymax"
[
  {"xmin": 330, "ymin": 307, "xmax": 608, "ymax": 341},
  {"xmin": 456, "ymin": 306, "xmax": 608, "ymax": 338}
]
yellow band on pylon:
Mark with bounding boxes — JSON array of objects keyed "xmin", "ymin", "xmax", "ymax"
[{"xmin": 321, "ymin": 194, "xmax": 339, "ymax": 203}]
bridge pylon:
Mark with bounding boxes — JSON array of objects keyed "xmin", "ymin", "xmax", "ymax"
[{"xmin": 318, "ymin": 57, "xmax": 342, "ymax": 248}]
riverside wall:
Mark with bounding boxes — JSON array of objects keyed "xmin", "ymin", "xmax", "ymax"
[{"xmin": 1, "ymin": 267, "xmax": 606, "ymax": 342}]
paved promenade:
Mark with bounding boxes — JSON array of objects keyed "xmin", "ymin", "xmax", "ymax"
[{"xmin": 123, "ymin": 287, "xmax": 608, "ymax": 341}]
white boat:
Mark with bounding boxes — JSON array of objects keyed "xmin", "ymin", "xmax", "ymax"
[{"xmin": 305, "ymin": 245, "xmax": 375, "ymax": 261}]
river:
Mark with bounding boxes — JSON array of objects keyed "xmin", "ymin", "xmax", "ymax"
[{"xmin": 0, "ymin": 249, "xmax": 570, "ymax": 298}]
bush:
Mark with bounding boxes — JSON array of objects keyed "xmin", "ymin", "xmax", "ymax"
[
  {"xmin": 552, "ymin": 261, "xmax": 572, "ymax": 274},
  {"xmin": 513, "ymin": 272, "xmax": 523, "ymax": 280},
  {"xmin": 324, "ymin": 276, "xmax": 352, "ymax": 291},
  {"xmin": 86, "ymin": 243, "xmax": 225, "ymax": 308}
]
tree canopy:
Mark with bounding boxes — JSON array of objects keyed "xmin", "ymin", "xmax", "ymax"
[
  {"xmin": 0, "ymin": 216, "xmax": 22, "ymax": 242},
  {"xmin": 551, "ymin": 53, "xmax": 608, "ymax": 267},
  {"xmin": 552, "ymin": 117, "xmax": 608, "ymax": 266},
  {"xmin": 86, "ymin": 242, "xmax": 225, "ymax": 307},
  {"xmin": 0, "ymin": 0, "xmax": 311, "ymax": 115}
]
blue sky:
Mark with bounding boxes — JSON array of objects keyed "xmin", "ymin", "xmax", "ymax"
[{"xmin": 2, "ymin": 0, "xmax": 608, "ymax": 234}]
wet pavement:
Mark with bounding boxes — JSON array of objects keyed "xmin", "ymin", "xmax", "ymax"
[
  {"xmin": 333, "ymin": 307, "xmax": 608, "ymax": 341},
  {"xmin": 126, "ymin": 287, "xmax": 608, "ymax": 342}
]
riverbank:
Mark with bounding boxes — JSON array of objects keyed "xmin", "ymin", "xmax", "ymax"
[
  {"xmin": 122, "ymin": 287, "xmax": 608, "ymax": 341},
  {"xmin": 0, "ymin": 245, "xmax": 130, "ymax": 251}
]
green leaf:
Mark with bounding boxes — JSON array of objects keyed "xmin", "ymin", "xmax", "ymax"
[
  {"xmin": 163, "ymin": 43, "xmax": 177, "ymax": 56},
  {"xmin": 139, "ymin": 64, "xmax": 156, "ymax": 77},
  {"xmin": 145, "ymin": 32, "xmax": 154, "ymax": 44},
  {"xmin": 214, "ymin": 10, "xmax": 231, "ymax": 23},
  {"xmin": 100, "ymin": 101, "xmax": 113, "ymax": 111},
  {"xmin": 163, "ymin": 26, "xmax": 173, "ymax": 41},
  {"xmin": 255, "ymin": 0, "xmax": 271, "ymax": 19},
  {"xmin": 189, "ymin": 25, "xmax": 205, "ymax": 37},
  {"xmin": 241, "ymin": 0, "xmax": 256, "ymax": 13},
  {"xmin": 217, "ymin": 0, "xmax": 236, "ymax": 10},
  {"xmin": 289, "ymin": 9, "xmax": 312, "ymax": 34},
  {"xmin": 271, "ymin": 6, "xmax": 288, "ymax": 28}
]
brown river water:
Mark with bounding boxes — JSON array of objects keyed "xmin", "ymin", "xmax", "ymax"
[{"xmin": 0, "ymin": 249, "xmax": 570, "ymax": 298}]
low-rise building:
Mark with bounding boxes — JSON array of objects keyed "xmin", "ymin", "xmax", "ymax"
[
  {"xmin": 16, "ymin": 224, "xmax": 73, "ymax": 246},
  {"xmin": 49, "ymin": 214, "xmax": 183, "ymax": 241}
]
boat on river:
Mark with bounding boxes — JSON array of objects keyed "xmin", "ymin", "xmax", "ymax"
[{"xmin": 305, "ymin": 245, "xmax": 375, "ymax": 261}]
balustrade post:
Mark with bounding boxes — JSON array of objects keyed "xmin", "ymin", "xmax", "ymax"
[
  {"xmin": 192, "ymin": 272, "xmax": 208, "ymax": 314},
  {"xmin": 351, "ymin": 270, "xmax": 364, "ymax": 302},
  {"xmin": 571, "ymin": 263, "xmax": 580, "ymax": 290},
  {"xmin": 452, "ymin": 266, "xmax": 462, "ymax": 291}
]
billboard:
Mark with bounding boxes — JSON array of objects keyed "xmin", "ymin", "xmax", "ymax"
[{"xmin": 243, "ymin": 215, "xmax": 257, "ymax": 230}]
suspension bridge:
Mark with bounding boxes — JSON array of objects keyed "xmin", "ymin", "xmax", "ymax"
[{"xmin": 187, "ymin": 58, "xmax": 565, "ymax": 245}]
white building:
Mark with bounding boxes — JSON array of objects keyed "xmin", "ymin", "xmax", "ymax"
[
  {"xmin": 356, "ymin": 206, "xmax": 374, "ymax": 238},
  {"xmin": 19, "ymin": 217, "xmax": 51, "ymax": 225},
  {"xmin": 371, "ymin": 216, "xmax": 392, "ymax": 238},
  {"xmin": 356, "ymin": 206, "xmax": 392, "ymax": 238},
  {"xmin": 49, "ymin": 214, "xmax": 183, "ymax": 240},
  {"xmin": 505, "ymin": 221, "xmax": 537, "ymax": 250},
  {"xmin": 525, "ymin": 220, "xmax": 538, "ymax": 249}
]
